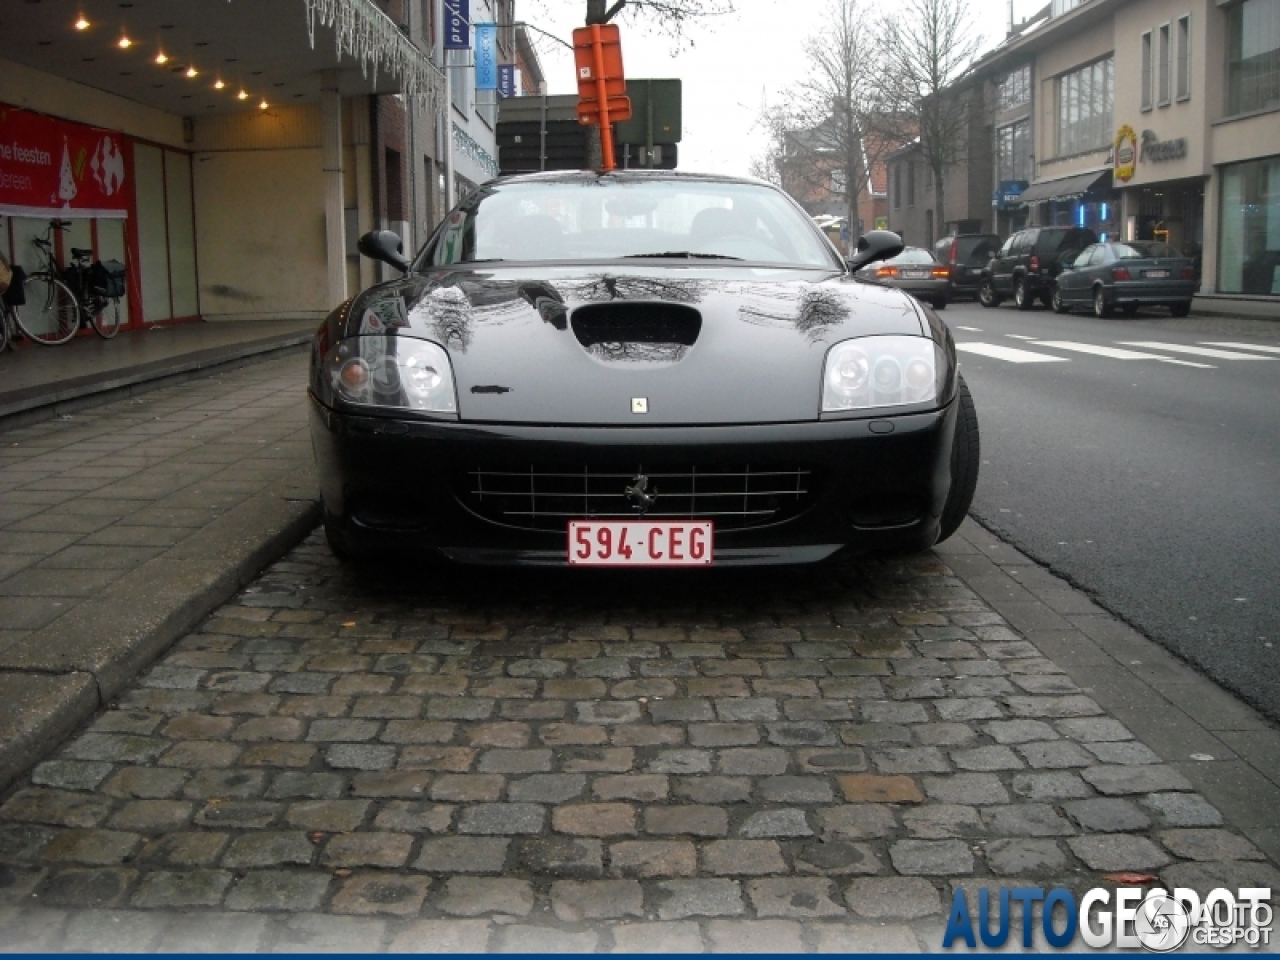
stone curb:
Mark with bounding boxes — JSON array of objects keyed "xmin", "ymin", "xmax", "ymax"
[
  {"xmin": 0, "ymin": 491, "xmax": 320, "ymax": 793},
  {"xmin": 0, "ymin": 333, "xmax": 312, "ymax": 433},
  {"xmin": 940, "ymin": 519, "xmax": 1280, "ymax": 865}
]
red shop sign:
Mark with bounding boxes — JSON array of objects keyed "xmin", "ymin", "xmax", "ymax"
[{"xmin": 0, "ymin": 105, "xmax": 129, "ymax": 218}]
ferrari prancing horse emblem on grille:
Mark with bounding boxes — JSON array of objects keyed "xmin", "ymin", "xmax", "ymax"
[{"xmin": 625, "ymin": 474, "xmax": 658, "ymax": 515}]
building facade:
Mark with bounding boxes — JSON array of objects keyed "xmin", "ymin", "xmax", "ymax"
[{"xmin": 967, "ymin": 0, "xmax": 1280, "ymax": 302}]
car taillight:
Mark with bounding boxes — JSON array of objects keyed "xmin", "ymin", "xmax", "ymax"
[
  {"xmin": 1181, "ymin": 266, "xmax": 1195, "ymax": 279},
  {"xmin": 1112, "ymin": 267, "xmax": 1131, "ymax": 281},
  {"xmin": 1029, "ymin": 254, "xmax": 1040, "ymax": 273},
  {"xmin": 948, "ymin": 244, "xmax": 957, "ymax": 264},
  {"xmin": 932, "ymin": 266, "xmax": 949, "ymax": 278},
  {"xmin": 876, "ymin": 266, "xmax": 898, "ymax": 278}
]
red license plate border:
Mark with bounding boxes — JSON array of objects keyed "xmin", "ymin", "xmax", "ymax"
[{"xmin": 566, "ymin": 519, "xmax": 715, "ymax": 567}]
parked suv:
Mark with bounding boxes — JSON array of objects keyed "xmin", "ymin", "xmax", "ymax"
[
  {"xmin": 979, "ymin": 226, "xmax": 1097, "ymax": 311},
  {"xmin": 934, "ymin": 234, "xmax": 1002, "ymax": 299}
]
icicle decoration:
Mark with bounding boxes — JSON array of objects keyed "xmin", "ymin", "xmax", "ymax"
[
  {"xmin": 454, "ymin": 124, "xmax": 500, "ymax": 178},
  {"xmin": 302, "ymin": 0, "xmax": 444, "ymax": 114}
]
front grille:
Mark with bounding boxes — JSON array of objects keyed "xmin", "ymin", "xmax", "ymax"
[{"xmin": 459, "ymin": 464, "xmax": 817, "ymax": 531}]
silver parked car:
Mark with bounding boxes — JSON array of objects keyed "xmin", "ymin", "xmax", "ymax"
[{"xmin": 857, "ymin": 247, "xmax": 950, "ymax": 310}]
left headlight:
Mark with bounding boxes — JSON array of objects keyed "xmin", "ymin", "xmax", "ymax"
[
  {"xmin": 326, "ymin": 336, "xmax": 458, "ymax": 415},
  {"xmin": 822, "ymin": 335, "xmax": 947, "ymax": 413}
]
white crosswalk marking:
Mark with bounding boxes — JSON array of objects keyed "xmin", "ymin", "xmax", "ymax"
[
  {"xmin": 1200, "ymin": 342, "xmax": 1280, "ymax": 356},
  {"xmin": 956, "ymin": 343, "xmax": 1069, "ymax": 363},
  {"xmin": 1006, "ymin": 334, "xmax": 1038, "ymax": 340},
  {"xmin": 1032, "ymin": 341, "xmax": 1216, "ymax": 368},
  {"xmin": 1119, "ymin": 342, "xmax": 1272, "ymax": 360},
  {"xmin": 955, "ymin": 326, "xmax": 983, "ymax": 332}
]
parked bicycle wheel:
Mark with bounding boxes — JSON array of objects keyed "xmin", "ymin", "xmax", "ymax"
[
  {"xmin": 0, "ymin": 306, "xmax": 11, "ymax": 353},
  {"xmin": 90, "ymin": 298, "xmax": 122, "ymax": 339},
  {"xmin": 18, "ymin": 273, "xmax": 79, "ymax": 345}
]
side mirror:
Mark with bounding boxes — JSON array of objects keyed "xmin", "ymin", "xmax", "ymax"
[
  {"xmin": 358, "ymin": 230, "xmax": 410, "ymax": 273},
  {"xmin": 847, "ymin": 230, "xmax": 905, "ymax": 272}
]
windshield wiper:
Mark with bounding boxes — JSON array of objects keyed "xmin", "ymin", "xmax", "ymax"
[{"xmin": 621, "ymin": 251, "xmax": 744, "ymax": 261}]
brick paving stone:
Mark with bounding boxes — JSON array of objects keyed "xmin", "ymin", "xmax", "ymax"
[
  {"xmin": 739, "ymin": 809, "xmax": 812, "ymax": 838},
  {"xmin": 553, "ymin": 803, "xmax": 636, "ymax": 836},
  {"xmin": 275, "ymin": 914, "xmax": 388, "ymax": 952},
  {"xmin": 793, "ymin": 838, "xmax": 883, "ymax": 875},
  {"xmin": 646, "ymin": 806, "xmax": 728, "ymax": 837},
  {"xmin": 351, "ymin": 771, "xmax": 432, "ymax": 798},
  {"xmin": 1081, "ymin": 765, "xmax": 1193, "ymax": 795},
  {"xmin": 983, "ymin": 720, "xmax": 1059, "ymax": 744},
  {"xmin": 182, "ymin": 769, "xmax": 268, "ymax": 800},
  {"xmin": 266, "ymin": 772, "xmax": 345, "ymax": 800},
  {"xmin": 550, "ymin": 879, "xmax": 644, "ymax": 921},
  {"xmin": 0, "ymin": 789, "xmax": 111, "ymax": 828},
  {"xmin": 706, "ymin": 918, "xmax": 804, "ymax": 952},
  {"xmin": 872, "ymin": 747, "xmax": 951, "ymax": 774},
  {"xmin": 889, "ymin": 839, "xmax": 975, "ymax": 875},
  {"xmin": 746, "ymin": 877, "xmax": 846, "ymax": 917},
  {"xmin": 458, "ymin": 804, "xmax": 545, "ymax": 835},
  {"xmin": 326, "ymin": 744, "xmax": 397, "ymax": 771},
  {"xmin": 283, "ymin": 800, "xmax": 370, "ymax": 832},
  {"xmin": 609, "ymin": 922, "xmax": 703, "ymax": 953},
  {"xmin": 689, "ymin": 723, "xmax": 760, "ymax": 747},
  {"xmin": 414, "ymin": 837, "xmax": 510, "ymax": 873},
  {"xmin": 1011, "ymin": 771, "xmax": 1092, "ymax": 801},
  {"xmin": 1067, "ymin": 835, "xmax": 1172, "ymax": 871},
  {"xmin": 818, "ymin": 804, "xmax": 898, "ymax": 839},
  {"xmin": 840, "ymin": 723, "xmax": 912, "ymax": 745},
  {"xmin": 516, "ymin": 836, "xmax": 603, "ymax": 877},
  {"xmin": 861, "ymin": 702, "xmax": 928, "ymax": 724},
  {"xmin": 609, "ymin": 840, "xmax": 697, "ymax": 877},
  {"xmin": 839, "ymin": 774, "xmax": 924, "ymax": 803},
  {"xmin": 330, "ymin": 874, "xmax": 432, "ymax": 916},
  {"xmin": 491, "ymin": 926, "xmax": 598, "ymax": 953},
  {"xmin": 901, "ymin": 804, "xmax": 983, "ymax": 839},
  {"xmin": 952, "ymin": 746, "xmax": 1024, "ymax": 771},
  {"xmin": 701, "ymin": 840, "xmax": 787, "ymax": 875},
  {"xmin": 30, "ymin": 762, "xmax": 114, "ymax": 792},
  {"xmin": 476, "ymin": 749, "xmax": 552, "ymax": 774},
  {"xmin": 812, "ymin": 924, "xmax": 921, "ymax": 952},
  {"xmin": 40, "ymin": 830, "xmax": 142, "ymax": 865},
  {"xmin": 656, "ymin": 878, "xmax": 745, "ymax": 919},
  {"xmin": 1017, "ymin": 740, "xmax": 1094, "ymax": 769},
  {"xmin": 221, "ymin": 832, "xmax": 315, "ymax": 868},
  {"xmin": 672, "ymin": 776, "xmax": 751, "ymax": 805},
  {"xmin": 759, "ymin": 776, "xmax": 834, "ymax": 803},
  {"xmin": 35, "ymin": 867, "xmax": 136, "ymax": 908},
  {"xmin": 372, "ymin": 801, "xmax": 453, "ymax": 833},
  {"xmin": 1063, "ymin": 798, "xmax": 1152, "ymax": 833},
  {"xmin": 438, "ymin": 877, "xmax": 534, "ymax": 917},
  {"xmin": 131, "ymin": 869, "xmax": 232, "ymax": 908},
  {"xmin": 1158, "ymin": 829, "xmax": 1264, "ymax": 861},
  {"xmin": 321, "ymin": 833, "xmax": 413, "ymax": 868},
  {"xmin": 845, "ymin": 876, "xmax": 942, "ymax": 918},
  {"xmin": 138, "ymin": 832, "xmax": 228, "ymax": 867},
  {"xmin": 982, "ymin": 804, "xmax": 1076, "ymax": 837},
  {"xmin": 387, "ymin": 919, "xmax": 492, "ymax": 952},
  {"xmin": 1141, "ymin": 793, "xmax": 1224, "ymax": 827},
  {"xmin": 985, "ymin": 838, "xmax": 1068, "ymax": 875}
]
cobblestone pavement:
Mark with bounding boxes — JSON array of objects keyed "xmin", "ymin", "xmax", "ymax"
[{"xmin": 1, "ymin": 523, "xmax": 1277, "ymax": 952}]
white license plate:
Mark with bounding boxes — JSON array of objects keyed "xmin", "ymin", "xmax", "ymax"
[
  {"xmin": 568, "ymin": 520, "xmax": 714, "ymax": 567},
  {"xmin": 901, "ymin": 269, "xmax": 928, "ymax": 279},
  {"xmin": 1144, "ymin": 269, "xmax": 1170, "ymax": 278}
]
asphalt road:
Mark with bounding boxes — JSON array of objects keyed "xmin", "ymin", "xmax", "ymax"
[{"xmin": 941, "ymin": 297, "xmax": 1280, "ymax": 722}]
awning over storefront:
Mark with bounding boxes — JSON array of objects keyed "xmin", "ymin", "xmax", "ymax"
[{"xmin": 1018, "ymin": 169, "xmax": 1112, "ymax": 205}]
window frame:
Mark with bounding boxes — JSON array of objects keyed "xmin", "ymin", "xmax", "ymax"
[
  {"xmin": 1141, "ymin": 30, "xmax": 1154, "ymax": 111},
  {"xmin": 1176, "ymin": 15, "xmax": 1192, "ymax": 101},
  {"xmin": 1158, "ymin": 22, "xmax": 1172, "ymax": 107},
  {"xmin": 1055, "ymin": 57, "xmax": 1115, "ymax": 157}
]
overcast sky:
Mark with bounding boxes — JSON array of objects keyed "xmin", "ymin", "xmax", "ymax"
[{"xmin": 517, "ymin": 0, "xmax": 1026, "ymax": 176}]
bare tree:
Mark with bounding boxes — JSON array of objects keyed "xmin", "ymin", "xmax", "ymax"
[
  {"xmin": 585, "ymin": 0, "xmax": 733, "ymax": 37},
  {"xmin": 752, "ymin": 0, "xmax": 886, "ymax": 252},
  {"xmin": 873, "ymin": 0, "xmax": 982, "ymax": 243}
]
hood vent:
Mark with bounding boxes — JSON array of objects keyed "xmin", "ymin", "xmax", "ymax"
[{"xmin": 571, "ymin": 302, "xmax": 702, "ymax": 351}]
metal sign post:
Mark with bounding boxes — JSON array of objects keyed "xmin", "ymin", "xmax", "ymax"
[{"xmin": 572, "ymin": 25, "xmax": 631, "ymax": 172}]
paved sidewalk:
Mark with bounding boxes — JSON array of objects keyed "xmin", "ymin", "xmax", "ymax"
[
  {"xmin": 0, "ymin": 520, "xmax": 1275, "ymax": 952},
  {"xmin": 0, "ymin": 352, "xmax": 318, "ymax": 788}
]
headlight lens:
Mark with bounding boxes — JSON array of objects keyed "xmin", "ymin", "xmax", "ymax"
[
  {"xmin": 326, "ymin": 336, "xmax": 457, "ymax": 415},
  {"xmin": 822, "ymin": 336, "xmax": 943, "ymax": 412}
]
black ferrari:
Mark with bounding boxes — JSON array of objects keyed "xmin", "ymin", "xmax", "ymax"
[{"xmin": 309, "ymin": 171, "xmax": 979, "ymax": 567}]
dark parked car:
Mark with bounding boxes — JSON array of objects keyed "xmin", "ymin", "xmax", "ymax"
[
  {"xmin": 856, "ymin": 247, "xmax": 951, "ymax": 309},
  {"xmin": 1051, "ymin": 241, "xmax": 1197, "ymax": 317},
  {"xmin": 310, "ymin": 171, "xmax": 979, "ymax": 567},
  {"xmin": 979, "ymin": 226, "xmax": 1097, "ymax": 311},
  {"xmin": 934, "ymin": 234, "xmax": 1002, "ymax": 299}
]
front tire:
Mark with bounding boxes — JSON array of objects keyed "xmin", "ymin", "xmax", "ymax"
[
  {"xmin": 1169, "ymin": 301, "xmax": 1191, "ymax": 317},
  {"xmin": 932, "ymin": 299, "xmax": 947, "ymax": 310},
  {"xmin": 1051, "ymin": 283, "xmax": 1069, "ymax": 314},
  {"xmin": 1014, "ymin": 277, "xmax": 1034, "ymax": 311},
  {"xmin": 937, "ymin": 377, "xmax": 980, "ymax": 544},
  {"xmin": 1093, "ymin": 286, "xmax": 1112, "ymax": 318},
  {"xmin": 978, "ymin": 279, "xmax": 1001, "ymax": 308}
]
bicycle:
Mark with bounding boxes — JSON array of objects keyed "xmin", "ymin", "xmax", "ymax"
[{"xmin": 27, "ymin": 219, "xmax": 125, "ymax": 343}]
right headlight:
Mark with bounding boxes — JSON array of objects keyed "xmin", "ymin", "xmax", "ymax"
[
  {"xmin": 326, "ymin": 336, "xmax": 458, "ymax": 416},
  {"xmin": 822, "ymin": 335, "xmax": 948, "ymax": 412}
]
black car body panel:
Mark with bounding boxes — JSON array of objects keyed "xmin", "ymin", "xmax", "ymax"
[
  {"xmin": 985, "ymin": 226, "xmax": 1098, "ymax": 301},
  {"xmin": 310, "ymin": 170, "xmax": 972, "ymax": 566},
  {"xmin": 935, "ymin": 234, "xmax": 1001, "ymax": 297}
]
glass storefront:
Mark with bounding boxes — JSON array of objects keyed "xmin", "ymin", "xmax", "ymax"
[{"xmin": 1219, "ymin": 156, "xmax": 1280, "ymax": 295}]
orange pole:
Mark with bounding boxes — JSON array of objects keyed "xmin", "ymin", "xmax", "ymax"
[{"xmin": 591, "ymin": 25, "xmax": 615, "ymax": 172}]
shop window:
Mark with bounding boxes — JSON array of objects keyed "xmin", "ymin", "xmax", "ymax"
[
  {"xmin": 1227, "ymin": 0, "xmax": 1280, "ymax": 115},
  {"xmin": 1056, "ymin": 57, "xmax": 1113, "ymax": 156},
  {"xmin": 997, "ymin": 64, "xmax": 1031, "ymax": 111},
  {"xmin": 1141, "ymin": 31, "xmax": 1153, "ymax": 110},
  {"xmin": 1158, "ymin": 24, "xmax": 1172, "ymax": 106},
  {"xmin": 1219, "ymin": 157, "xmax": 1280, "ymax": 295},
  {"xmin": 1176, "ymin": 16, "xmax": 1192, "ymax": 101}
]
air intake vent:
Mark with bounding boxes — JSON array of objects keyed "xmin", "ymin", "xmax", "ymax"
[{"xmin": 571, "ymin": 302, "xmax": 702, "ymax": 349}]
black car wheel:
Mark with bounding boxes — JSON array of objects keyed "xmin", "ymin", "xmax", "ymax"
[
  {"xmin": 1014, "ymin": 278, "xmax": 1034, "ymax": 311},
  {"xmin": 324, "ymin": 508, "xmax": 365, "ymax": 561},
  {"xmin": 1170, "ymin": 301, "xmax": 1191, "ymax": 317},
  {"xmin": 938, "ymin": 377, "xmax": 980, "ymax": 544},
  {"xmin": 1051, "ymin": 283, "xmax": 1069, "ymax": 314},
  {"xmin": 1092, "ymin": 286, "xmax": 1112, "ymax": 318},
  {"xmin": 932, "ymin": 299, "xmax": 947, "ymax": 310},
  {"xmin": 978, "ymin": 279, "xmax": 1001, "ymax": 308},
  {"xmin": 1122, "ymin": 303, "xmax": 1139, "ymax": 317}
]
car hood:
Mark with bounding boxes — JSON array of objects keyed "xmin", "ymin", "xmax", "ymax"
[{"xmin": 345, "ymin": 264, "xmax": 928, "ymax": 425}]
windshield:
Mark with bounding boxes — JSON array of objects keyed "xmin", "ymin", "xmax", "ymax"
[
  {"xmin": 1127, "ymin": 241, "xmax": 1178, "ymax": 258},
  {"xmin": 426, "ymin": 180, "xmax": 838, "ymax": 269},
  {"xmin": 953, "ymin": 236, "xmax": 999, "ymax": 264}
]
